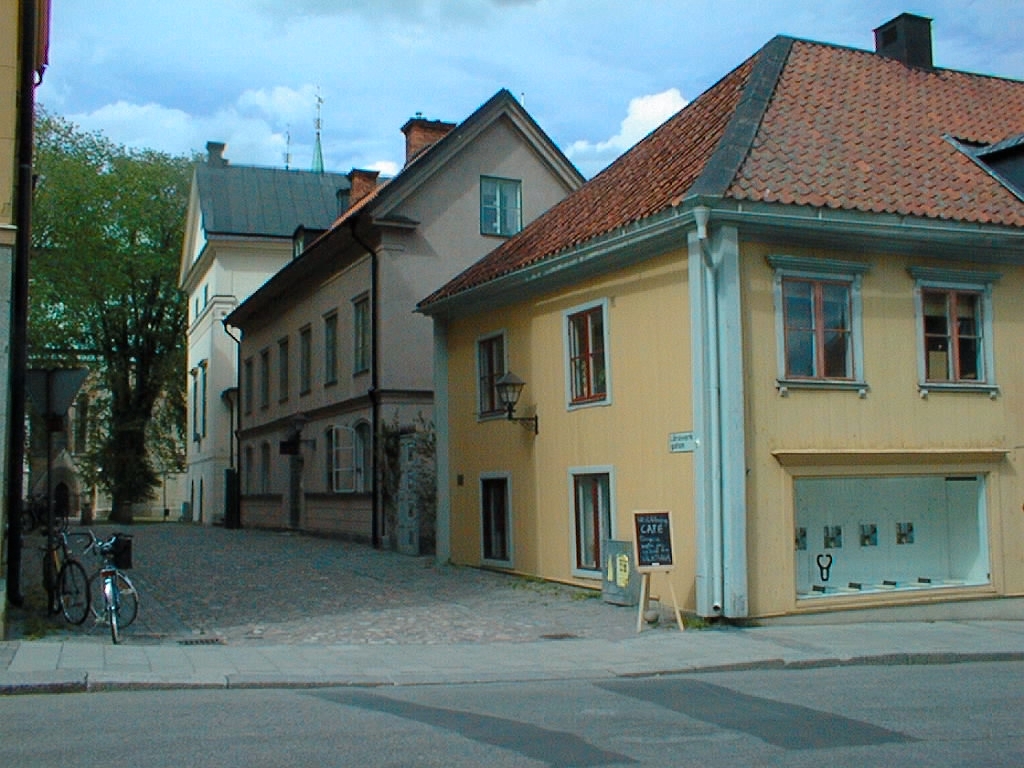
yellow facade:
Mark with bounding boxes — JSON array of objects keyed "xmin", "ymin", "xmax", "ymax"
[
  {"xmin": 445, "ymin": 250, "xmax": 697, "ymax": 598},
  {"xmin": 441, "ymin": 229, "xmax": 1024, "ymax": 619},
  {"xmin": 1, "ymin": 0, "xmax": 18, "ymax": 246}
]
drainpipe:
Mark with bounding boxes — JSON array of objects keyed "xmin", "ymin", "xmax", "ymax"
[
  {"xmin": 349, "ymin": 217, "xmax": 381, "ymax": 549},
  {"xmin": 6, "ymin": 0, "xmax": 40, "ymax": 608},
  {"xmin": 693, "ymin": 206, "xmax": 724, "ymax": 616},
  {"xmin": 222, "ymin": 320, "xmax": 241, "ymax": 528}
]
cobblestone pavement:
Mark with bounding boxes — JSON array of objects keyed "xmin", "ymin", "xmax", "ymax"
[{"xmin": 13, "ymin": 522, "xmax": 650, "ymax": 645}]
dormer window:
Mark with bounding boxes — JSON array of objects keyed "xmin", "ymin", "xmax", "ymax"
[{"xmin": 948, "ymin": 133, "xmax": 1024, "ymax": 201}]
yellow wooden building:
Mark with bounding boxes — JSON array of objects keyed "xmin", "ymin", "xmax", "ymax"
[{"xmin": 419, "ymin": 15, "xmax": 1024, "ymax": 619}]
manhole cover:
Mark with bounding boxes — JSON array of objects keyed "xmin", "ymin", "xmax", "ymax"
[{"xmin": 178, "ymin": 637, "xmax": 226, "ymax": 646}]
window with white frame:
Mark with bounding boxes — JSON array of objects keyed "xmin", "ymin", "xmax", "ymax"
[
  {"xmin": 243, "ymin": 358, "xmax": 254, "ymax": 414},
  {"xmin": 481, "ymin": 475, "xmax": 511, "ymax": 564},
  {"xmin": 480, "ymin": 176, "xmax": 522, "ymax": 236},
  {"xmin": 199, "ymin": 361, "xmax": 208, "ymax": 437},
  {"xmin": 259, "ymin": 441, "xmax": 271, "ymax": 494},
  {"xmin": 299, "ymin": 325, "xmax": 312, "ymax": 394},
  {"xmin": 768, "ymin": 255, "xmax": 869, "ymax": 388},
  {"xmin": 570, "ymin": 468, "xmax": 613, "ymax": 574},
  {"xmin": 354, "ymin": 422, "xmax": 371, "ymax": 493},
  {"xmin": 278, "ymin": 337, "xmax": 289, "ymax": 402},
  {"xmin": 477, "ymin": 332, "xmax": 506, "ymax": 417},
  {"xmin": 259, "ymin": 349, "xmax": 270, "ymax": 408},
  {"xmin": 565, "ymin": 300, "xmax": 609, "ymax": 406},
  {"xmin": 909, "ymin": 267, "xmax": 999, "ymax": 391},
  {"xmin": 325, "ymin": 424, "xmax": 369, "ymax": 493},
  {"xmin": 353, "ymin": 294, "xmax": 370, "ymax": 374},
  {"xmin": 324, "ymin": 312, "xmax": 338, "ymax": 386}
]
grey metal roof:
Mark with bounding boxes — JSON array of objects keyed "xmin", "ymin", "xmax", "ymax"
[{"xmin": 195, "ymin": 164, "xmax": 351, "ymax": 238}]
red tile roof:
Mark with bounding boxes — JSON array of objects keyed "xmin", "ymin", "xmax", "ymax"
[{"xmin": 421, "ymin": 36, "xmax": 1024, "ymax": 309}]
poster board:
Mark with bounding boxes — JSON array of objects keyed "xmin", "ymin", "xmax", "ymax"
[{"xmin": 632, "ymin": 510, "xmax": 675, "ymax": 573}]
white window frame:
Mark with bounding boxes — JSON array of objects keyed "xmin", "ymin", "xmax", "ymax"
[
  {"xmin": 476, "ymin": 330, "xmax": 507, "ymax": 419},
  {"xmin": 563, "ymin": 298, "xmax": 611, "ymax": 410},
  {"xmin": 327, "ymin": 423, "xmax": 371, "ymax": 493},
  {"xmin": 768, "ymin": 255, "xmax": 869, "ymax": 393},
  {"xmin": 324, "ymin": 311, "xmax": 338, "ymax": 386},
  {"xmin": 480, "ymin": 472, "xmax": 513, "ymax": 566},
  {"xmin": 480, "ymin": 176, "xmax": 522, "ymax": 237},
  {"xmin": 908, "ymin": 266, "xmax": 999, "ymax": 396},
  {"xmin": 352, "ymin": 294, "xmax": 371, "ymax": 375},
  {"xmin": 299, "ymin": 325, "xmax": 312, "ymax": 394},
  {"xmin": 568, "ymin": 466, "xmax": 615, "ymax": 578}
]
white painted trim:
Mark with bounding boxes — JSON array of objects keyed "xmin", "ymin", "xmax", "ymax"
[
  {"xmin": 562, "ymin": 297, "xmax": 613, "ymax": 412},
  {"xmin": 567, "ymin": 465, "xmax": 616, "ymax": 580}
]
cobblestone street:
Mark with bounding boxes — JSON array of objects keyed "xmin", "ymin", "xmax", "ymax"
[{"xmin": 12, "ymin": 522, "xmax": 644, "ymax": 645}]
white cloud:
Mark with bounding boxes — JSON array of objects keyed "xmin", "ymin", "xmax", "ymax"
[
  {"xmin": 567, "ymin": 88, "xmax": 688, "ymax": 177},
  {"xmin": 237, "ymin": 84, "xmax": 322, "ymax": 125}
]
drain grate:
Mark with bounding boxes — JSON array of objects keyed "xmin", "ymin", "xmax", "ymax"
[
  {"xmin": 540, "ymin": 633, "xmax": 578, "ymax": 640},
  {"xmin": 178, "ymin": 637, "xmax": 226, "ymax": 646}
]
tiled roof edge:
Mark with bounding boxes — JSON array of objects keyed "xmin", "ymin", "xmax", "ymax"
[{"xmin": 688, "ymin": 35, "xmax": 794, "ymax": 198}]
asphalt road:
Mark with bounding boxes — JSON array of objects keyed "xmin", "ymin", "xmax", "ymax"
[{"xmin": 1, "ymin": 661, "xmax": 1020, "ymax": 767}]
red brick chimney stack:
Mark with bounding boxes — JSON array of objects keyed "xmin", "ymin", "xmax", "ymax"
[
  {"xmin": 401, "ymin": 115, "xmax": 456, "ymax": 166},
  {"xmin": 347, "ymin": 168, "xmax": 380, "ymax": 207}
]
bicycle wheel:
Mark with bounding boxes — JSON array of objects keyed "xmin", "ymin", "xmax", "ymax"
[
  {"xmin": 59, "ymin": 560, "xmax": 90, "ymax": 625},
  {"xmin": 108, "ymin": 576, "xmax": 120, "ymax": 644},
  {"xmin": 89, "ymin": 571, "xmax": 139, "ymax": 628}
]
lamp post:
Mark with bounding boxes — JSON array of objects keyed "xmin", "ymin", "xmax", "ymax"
[{"xmin": 495, "ymin": 372, "xmax": 538, "ymax": 435}]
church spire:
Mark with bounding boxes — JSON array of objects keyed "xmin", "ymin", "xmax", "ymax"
[{"xmin": 312, "ymin": 88, "xmax": 324, "ymax": 174}]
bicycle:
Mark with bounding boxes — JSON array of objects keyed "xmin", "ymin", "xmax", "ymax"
[
  {"xmin": 84, "ymin": 530, "xmax": 139, "ymax": 644},
  {"xmin": 40, "ymin": 519, "xmax": 91, "ymax": 625}
]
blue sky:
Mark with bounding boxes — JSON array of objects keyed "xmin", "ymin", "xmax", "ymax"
[{"xmin": 36, "ymin": 0, "xmax": 1024, "ymax": 178}]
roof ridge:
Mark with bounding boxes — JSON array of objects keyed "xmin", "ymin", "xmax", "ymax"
[{"xmin": 687, "ymin": 35, "xmax": 794, "ymax": 199}]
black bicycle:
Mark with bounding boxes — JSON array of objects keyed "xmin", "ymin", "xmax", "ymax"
[{"xmin": 41, "ymin": 520, "xmax": 90, "ymax": 625}]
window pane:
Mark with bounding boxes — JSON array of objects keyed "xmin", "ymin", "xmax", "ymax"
[
  {"xmin": 783, "ymin": 281, "xmax": 814, "ymax": 330},
  {"xmin": 786, "ymin": 330, "xmax": 815, "ymax": 378},
  {"xmin": 481, "ymin": 478, "xmax": 509, "ymax": 561},
  {"xmin": 574, "ymin": 473, "xmax": 610, "ymax": 571},
  {"xmin": 477, "ymin": 335, "xmax": 504, "ymax": 414}
]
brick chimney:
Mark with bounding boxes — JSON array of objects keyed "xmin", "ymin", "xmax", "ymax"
[
  {"xmin": 206, "ymin": 141, "xmax": 228, "ymax": 167},
  {"xmin": 347, "ymin": 168, "xmax": 380, "ymax": 207},
  {"xmin": 401, "ymin": 115, "xmax": 456, "ymax": 166},
  {"xmin": 874, "ymin": 13, "xmax": 933, "ymax": 68}
]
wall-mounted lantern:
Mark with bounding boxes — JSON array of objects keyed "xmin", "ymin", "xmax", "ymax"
[{"xmin": 495, "ymin": 371, "xmax": 538, "ymax": 435}]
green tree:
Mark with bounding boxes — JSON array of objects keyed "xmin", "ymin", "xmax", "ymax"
[{"xmin": 30, "ymin": 110, "xmax": 192, "ymax": 522}]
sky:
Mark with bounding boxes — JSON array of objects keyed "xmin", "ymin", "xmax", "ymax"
[{"xmin": 36, "ymin": 0, "xmax": 1024, "ymax": 179}]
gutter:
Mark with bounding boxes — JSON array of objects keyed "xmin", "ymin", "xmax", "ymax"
[
  {"xmin": 349, "ymin": 217, "xmax": 382, "ymax": 549},
  {"xmin": 6, "ymin": 0, "xmax": 40, "ymax": 608}
]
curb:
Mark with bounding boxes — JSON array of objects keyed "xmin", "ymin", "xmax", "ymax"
[{"xmin": 2, "ymin": 650, "xmax": 1022, "ymax": 696}]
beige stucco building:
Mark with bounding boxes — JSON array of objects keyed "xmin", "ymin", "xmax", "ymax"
[
  {"xmin": 420, "ymin": 16, "xmax": 1024, "ymax": 619},
  {"xmin": 227, "ymin": 90, "xmax": 583, "ymax": 549},
  {"xmin": 179, "ymin": 145, "xmax": 350, "ymax": 524}
]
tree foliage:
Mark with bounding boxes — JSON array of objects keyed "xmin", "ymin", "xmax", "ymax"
[{"xmin": 30, "ymin": 110, "xmax": 192, "ymax": 521}]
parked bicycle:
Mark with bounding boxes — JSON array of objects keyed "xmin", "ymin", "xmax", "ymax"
[
  {"xmin": 84, "ymin": 530, "xmax": 139, "ymax": 644},
  {"xmin": 40, "ymin": 518, "xmax": 90, "ymax": 625}
]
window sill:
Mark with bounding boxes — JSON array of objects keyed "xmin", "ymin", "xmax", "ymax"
[
  {"xmin": 918, "ymin": 383, "xmax": 999, "ymax": 399},
  {"xmin": 776, "ymin": 380, "xmax": 869, "ymax": 397}
]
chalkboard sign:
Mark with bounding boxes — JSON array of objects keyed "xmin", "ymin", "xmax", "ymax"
[{"xmin": 632, "ymin": 510, "xmax": 674, "ymax": 572}]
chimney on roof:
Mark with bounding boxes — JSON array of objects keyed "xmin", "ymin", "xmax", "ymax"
[
  {"xmin": 347, "ymin": 168, "xmax": 380, "ymax": 208},
  {"xmin": 206, "ymin": 141, "xmax": 228, "ymax": 167},
  {"xmin": 874, "ymin": 13, "xmax": 933, "ymax": 68},
  {"xmin": 401, "ymin": 115, "xmax": 456, "ymax": 166}
]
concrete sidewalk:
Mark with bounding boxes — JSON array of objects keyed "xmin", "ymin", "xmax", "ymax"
[{"xmin": 3, "ymin": 619, "xmax": 1023, "ymax": 695}]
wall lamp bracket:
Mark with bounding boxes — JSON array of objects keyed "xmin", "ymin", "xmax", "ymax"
[{"xmin": 495, "ymin": 371, "xmax": 538, "ymax": 435}]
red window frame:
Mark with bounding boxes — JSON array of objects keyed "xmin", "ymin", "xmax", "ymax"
[
  {"xmin": 568, "ymin": 306, "xmax": 606, "ymax": 404},
  {"xmin": 922, "ymin": 288, "xmax": 983, "ymax": 382},
  {"xmin": 781, "ymin": 277, "xmax": 853, "ymax": 380}
]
